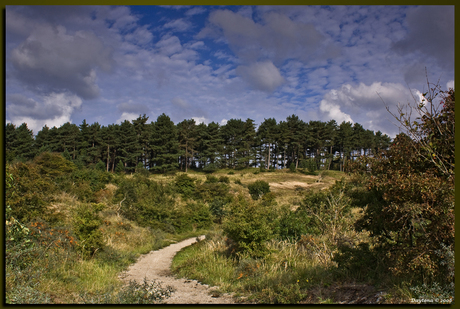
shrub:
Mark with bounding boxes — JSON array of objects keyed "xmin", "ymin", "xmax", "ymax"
[
  {"xmin": 115, "ymin": 160, "xmax": 125, "ymax": 174},
  {"xmin": 223, "ymin": 194, "xmax": 275, "ymax": 258},
  {"xmin": 203, "ymin": 163, "xmax": 218, "ymax": 173},
  {"xmin": 205, "ymin": 175, "xmax": 219, "ymax": 183},
  {"xmin": 195, "ymin": 182, "xmax": 231, "ymax": 204},
  {"xmin": 73, "ymin": 203, "xmax": 105, "ymax": 259},
  {"xmin": 6, "ymin": 162, "xmax": 56, "ymax": 223},
  {"xmin": 174, "ymin": 174, "xmax": 196, "ymax": 198},
  {"xmin": 218, "ymin": 176, "xmax": 230, "ymax": 183},
  {"xmin": 275, "ymin": 206, "xmax": 317, "ymax": 241},
  {"xmin": 209, "ymin": 198, "xmax": 227, "ymax": 223},
  {"xmin": 227, "ymin": 171, "xmax": 235, "ymax": 175},
  {"xmin": 289, "ymin": 163, "xmax": 296, "ymax": 173},
  {"xmin": 247, "ymin": 180, "xmax": 270, "ymax": 200}
]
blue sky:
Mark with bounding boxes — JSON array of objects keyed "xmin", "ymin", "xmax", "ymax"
[{"xmin": 5, "ymin": 5, "xmax": 455, "ymax": 137}]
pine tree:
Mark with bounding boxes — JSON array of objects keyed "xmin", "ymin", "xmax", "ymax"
[
  {"xmin": 150, "ymin": 114, "xmax": 179, "ymax": 173},
  {"xmin": 13, "ymin": 123, "xmax": 36, "ymax": 161},
  {"xmin": 258, "ymin": 118, "xmax": 278, "ymax": 169},
  {"xmin": 177, "ymin": 119, "xmax": 197, "ymax": 172},
  {"xmin": 5, "ymin": 123, "xmax": 17, "ymax": 162},
  {"xmin": 132, "ymin": 114, "xmax": 150, "ymax": 168}
]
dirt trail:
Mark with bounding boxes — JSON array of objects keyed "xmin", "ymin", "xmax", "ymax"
[{"xmin": 119, "ymin": 236, "xmax": 236, "ymax": 304}]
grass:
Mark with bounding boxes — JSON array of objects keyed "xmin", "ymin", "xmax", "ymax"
[{"xmin": 171, "ymin": 230, "xmax": 336, "ymax": 304}]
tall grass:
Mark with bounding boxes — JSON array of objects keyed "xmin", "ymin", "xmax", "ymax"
[{"xmin": 171, "ymin": 230, "xmax": 335, "ymax": 304}]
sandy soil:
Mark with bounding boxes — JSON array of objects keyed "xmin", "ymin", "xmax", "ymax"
[{"xmin": 119, "ymin": 236, "xmax": 236, "ymax": 304}]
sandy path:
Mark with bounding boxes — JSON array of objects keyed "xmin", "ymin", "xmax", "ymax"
[{"xmin": 119, "ymin": 236, "xmax": 236, "ymax": 304}]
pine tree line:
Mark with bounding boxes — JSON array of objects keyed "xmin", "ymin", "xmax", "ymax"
[{"xmin": 5, "ymin": 113, "xmax": 391, "ymax": 173}]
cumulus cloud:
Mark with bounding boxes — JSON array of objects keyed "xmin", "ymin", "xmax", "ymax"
[
  {"xmin": 392, "ymin": 6, "xmax": 454, "ymax": 69},
  {"xmin": 185, "ymin": 6, "xmax": 207, "ymax": 16},
  {"xmin": 116, "ymin": 101, "xmax": 150, "ymax": 123},
  {"xmin": 236, "ymin": 61, "xmax": 285, "ymax": 93},
  {"xmin": 10, "ymin": 23, "xmax": 113, "ymax": 99},
  {"xmin": 156, "ymin": 35, "xmax": 183, "ymax": 56},
  {"xmin": 124, "ymin": 25, "xmax": 154, "ymax": 46},
  {"xmin": 199, "ymin": 9, "xmax": 339, "ymax": 64},
  {"xmin": 192, "ymin": 116, "xmax": 208, "ymax": 124},
  {"xmin": 319, "ymin": 82, "xmax": 421, "ymax": 136},
  {"xmin": 6, "ymin": 92, "xmax": 82, "ymax": 134},
  {"xmin": 164, "ymin": 18, "xmax": 192, "ymax": 32}
]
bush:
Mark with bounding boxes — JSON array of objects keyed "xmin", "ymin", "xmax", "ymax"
[
  {"xmin": 205, "ymin": 175, "xmax": 219, "ymax": 183},
  {"xmin": 289, "ymin": 163, "xmax": 296, "ymax": 173},
  {"xmin": 275, "ymin": 206, "xmax": 317, "ymax": 241},
  {"xmin": 247, "ymin": 180, "xmax": 270, "ymax": 200},
  {"xmin": 73, "ymin": 203, "xmax": 105, "ymax": 259},
  {"xmin": 174, "ymin": 174, "xmax": 196, "ymax": 198},
  {"xmin": 223, "ymin": 194, "xmax": 275, "ymax": 258},
  {"xmin": 203, "ymin": 163, "xmax": 218, "ymax": 173},
  {"xmin": 195, "ymin": 182, "xmax": 230, "ymax": 204},
  {"xmin": 218, "ymin": 176, "xmax": 230, "ymax": 183}
]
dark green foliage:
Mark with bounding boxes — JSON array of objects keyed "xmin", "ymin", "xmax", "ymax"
[
  {"xmin": 95, "ymin": 160, "xmax": 106, "ymax": 171},
  {"xmin": 289, "ymin": 163, "xmax": 296, "ymax": 172},
  {"xmin": 209, "ymin": 198, "xmax": 227, "ymax": 223},
  {"xmin": 135, "ymin": 162, "xmax": 150, "ymax": 176},
  {"xmin": 205, "ymin": 175, "xmax": 219, "ymax": 183},
  {"xmin": 223, "ymin": 194, "xmax": 275, "ymax": 258},
  {"xmin": 174, "ymin": 174, "xmax": 196, "ymax": 198},
  {"xmin": 34, "ymin": 152, "xmax": 76, "ymax": 178},
  {"xmin": 333, "ymin": 242, "xmax": 386, "ymax": 282},
  {"xmin": 247, "ymin": 180, "xmax": 270, "ymax": 200},
  {"xmin": 150, "ymin": 114, "xmax": 179, "ymax": 173},
  {"xmin": 115, "ymin": 160, "xmax": 125, "ymax": 173},
  {"xmin": 114, "ymin": 176, "xmax": 175, "ymax": 229},
  {"xmin": 73, "ymin": 203, "xmax": 105, "ymax": 258},
  {"xmin": 59, "ymin": 167, "xmax": 112, "ymax": 202},
  {"xmin": 6, "ymin": 162, "xmax": 56, "ymax": 223},
  {"xmin": 203, "ymin": 163, "xmax": 218, "ymax": 173},
  {"xmin": 195, "ymin": 182, "xmax": 231, "ymax": 204},
  {"xmin": 218, "ymin": 176, "xmax": 230, "ymax": 183},
  {"xmin": 275, "ymin": 206, "xmax": 317, "ymax": 241},
  {"xmin": 173, "ymin": 202, "xmax": 212, "ymax": 232}
]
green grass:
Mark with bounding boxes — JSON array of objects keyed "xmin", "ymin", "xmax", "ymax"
[{"xmin": 171, "ymin": 230, "xmax": 337, "ymax": 304}]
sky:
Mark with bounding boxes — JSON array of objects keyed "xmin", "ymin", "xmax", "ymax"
[{"xmin": 5, "ymin": 5, "xmax": 455, "ymax": 138}]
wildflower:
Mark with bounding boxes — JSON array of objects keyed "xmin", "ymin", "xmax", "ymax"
[{"xmin": 237, "ymin": 273, "xmax": 244, "ymax": 280}]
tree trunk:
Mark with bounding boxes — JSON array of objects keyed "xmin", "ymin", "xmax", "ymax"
[
  {"xmin": 185, "ymin": 143, "xmax": 188, "ymax": 173},
  {"xmin": 106, "ymin": 144, "xmax": 110, "ymax": 172}
]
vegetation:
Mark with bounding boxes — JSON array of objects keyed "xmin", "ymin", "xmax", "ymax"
[{"xmin": 5, "ymin": 84, "xmax": 453, "ymax": 304}]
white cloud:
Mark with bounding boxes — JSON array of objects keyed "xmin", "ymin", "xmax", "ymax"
[
  {"xmin": 236, "ymin": 61, "xmax": 285, "ymax": 93},
  {"xmin": 220, "ymin": 119, "xmax": 228, "ymax": 125},
  {"xmin": 192, "ymin": 116, "xmax": 208, "ymax": 124},
  {"xmin": 163, "ymin": 18, "xmax": 192, "ymax": 32},
  {"xmin": 10, "ymin": 23, "xmax": 113, "ymax": 99},
  {"xmin": 124, "ymin": 25, "xmax": 153, "ymax": 46},
  {"xmin": 7, "ymin": 92, "xmax": 82, "ymax": 134},
  {"xmin": 320, "ymin": 82, "xmax": 421, "ymax": 136},
  {"xmin": 116, "ymin": 112, "xmax": 140, "ymax": 124},
  {"xmin": 447, "ymin": 80, "xmax": 454, "ymax": 90},
  {"xmin": 201, "ymin": 9, "xmax": 339, "ymax": 64},
  {"xmin": 156, "ymin": 35, "xmax": 182, "ymax": 56}
]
